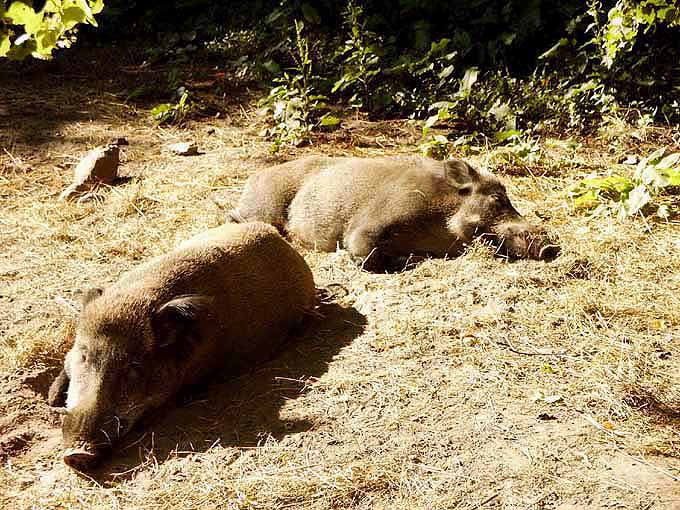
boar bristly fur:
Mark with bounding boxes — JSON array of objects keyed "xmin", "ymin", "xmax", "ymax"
[
  {"xmin": 230, "ymin": 156, "xmax": 559, "ymax": 271},
  {"xmin": 48, "ymin": 222, "xmax": 316, "ymax": 470}
]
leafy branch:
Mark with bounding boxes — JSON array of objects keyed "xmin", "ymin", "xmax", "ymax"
[{"xmin": 1, "ymin": 0, "xmax": 104, "ymax": 60}]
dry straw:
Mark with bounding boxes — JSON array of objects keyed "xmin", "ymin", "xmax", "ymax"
[{"xmin": 1, "ymin": 55, "xmax": 678, "ymax": 509}]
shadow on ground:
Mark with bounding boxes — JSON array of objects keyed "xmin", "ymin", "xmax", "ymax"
[
  {"xmin": 0, "ymin": 46, "xmax": 256, "ymax": 151},
  {"xmin": 73, "ymin": 301, "xmax": 367, "ymax": 482}
]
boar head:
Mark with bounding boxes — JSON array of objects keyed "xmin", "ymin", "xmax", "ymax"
[
  {"xmin": 49, "ymin": 289, "xmax": 212, "ymax": 471},
  {"xmin": 444, "ymin": 160, "xmax": 560, "ymax": 260}
]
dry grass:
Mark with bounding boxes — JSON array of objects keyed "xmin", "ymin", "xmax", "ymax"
[{"xmin": 1, "ymin": 51, "xmax": 679, "ymax": 509}]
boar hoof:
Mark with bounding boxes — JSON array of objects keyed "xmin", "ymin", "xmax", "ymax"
[
  {"xmin": 63, "ymin": 447, "xmax": 99, "ymax": 471},
  {"xmin": 538, "ymin": 244, "xmax": 561, "ymax": 261}
]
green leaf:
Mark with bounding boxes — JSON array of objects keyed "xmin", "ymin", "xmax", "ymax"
[
  {"xmin": 623, "ymin": 185, "xmax": 651, "ymax": 216},
  {"xmin": 35, "ymin": 28, "xmax": 60, "ymax": 55},
  {"xmin": 62, "ymin": 6, "xmax": 87, "ymax": 30},
  {"xmin": 429, "ymin": 101, "xmax": 457, "ymax": 111},
  {"xmin": 437, "ymin": 64, "xmax": 454, "ymax": 80},
  {"xmin": 41, "ymin": 1, "xmax": 61, "ymax": 14},
  {"xmin": 6, "ymin": 1, "xmax": 42, "ymax": 35},
  {"xmin": 500, "ymin": 32, "xmax": 516, "ymax": 45},
  {"xmin": 422, "ymin": 114, "xmax": 438, "ymax": 135},
  {"xmin": 429, "ymin": 37, "xmax": 450, "ymax": 54},
  {"xmin": 0, "ymin": 34, "xmax": 10, "ymax": 57},
  {"xmin": 666, "ymin": 169, "xmax": 680, "ymax": 186},
  {"xmin": 637, "ymin": 165, "xmax": 667, "ymax": 187},
  {"xmin": 262, "ymin": 60, "xmax": 281, "ymax": 75},
  {"xmin": 580, "ymin": 176, "xmax": 634, "ymax": 195},
  {"xmin": 641, "ymin": 147, "xmax": 666, "ymax": 166},
  {"xmin": 331, "ymin": 77, "xmax": 347, "ymax": 94},
  {"xmin": 7, "ymin": 36, "xmax": 36, "ymax": 60},
  {"xmin": 539, "ymin": 38, "xmax": 569, "ymax": 59},
  {"xmin": 458, "ymin": 67, "xmax": 479, "ymax": 97},
  {"xmin": 573, "ymin": 189, "xmax": 600, "ymax": 209},
  {"xmin": 320, "ymin": 114, "xmax": 340, "ymax": 127},
  {"xmin": 265, "ymin": 7, "xmax": 286, "ymax": 25},
  {"xmin": 75, "ymin": 0, "xmax": 97, "ymax": 25},
  {"xmin": 495, "ymin": 129, "xmax": 521, "ymax": 142},
  {"xmin": 657, "ymin": 152, "xmax": 680, "ymax": 169},
  {"xmin": 89, "ymin": 0, "xmax": 105, "ymax": 15},
  {"xmin": 151, "ymin": 103, "xmax": 172, "ymax": 119}
]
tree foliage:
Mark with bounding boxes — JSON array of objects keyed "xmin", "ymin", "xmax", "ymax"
[
  {"xmin": 0, "ymin": 0, "xmax": 103, "ymax": 59},
  {"xmin": 3, "ymin": 0, "xmax": 680, "ymax": 131}
]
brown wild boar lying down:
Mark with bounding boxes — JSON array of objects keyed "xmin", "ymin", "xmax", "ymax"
[
  {"xmin": 48, "ymin": 222, "xmax": 316, "ymax": 471},
  {"xmin": 229, "ymin": 156, "xmax": 560, "ymax": 271}
]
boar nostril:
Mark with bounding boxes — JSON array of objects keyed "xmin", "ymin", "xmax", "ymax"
[
  {"xmin": 539, "ymin": 244, "xmax": 561, "ymax": 260},
  {"xmin": 63, "ymin": 448, "xmax": 99, "ymax": 471}
]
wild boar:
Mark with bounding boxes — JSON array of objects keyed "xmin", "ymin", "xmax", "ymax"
[
  {"xmin": 229, "ymin": 156, "xmax": 560, "ymax": 271},
  {"xmin": 48, "ymin": 222, "xmax": 316, "ymax": 471}
]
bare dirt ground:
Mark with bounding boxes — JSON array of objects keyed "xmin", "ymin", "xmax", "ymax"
[{"xmin": 1, "ymin": 49, "xmax": 679, "ymax": 509}]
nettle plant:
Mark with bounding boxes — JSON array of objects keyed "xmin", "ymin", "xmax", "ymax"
[
  {"xmin": 569, "ymin": 148, "xmax": 680, "ymax": 220},
  {"xmin": 421, "ymin": 68, "xmax": 542, "ymax": 164},
  {"xmin": 331, "ymin": 0, "xmax": 382, "ymax": 112},
  {"xmin": 260, "ymin": 20, "xmax": 333, "ymax": 152}
]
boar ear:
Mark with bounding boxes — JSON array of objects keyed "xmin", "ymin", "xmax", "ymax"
[
  {"xmin": 81, "ymin": 288, "xmax": 103, "ymax": 307},
  {"xmin": 150, "ymin": 295, "xmax": 213, "ymax": 351},
  {"xmin": 444, "ymin": 159, "xmax": 477, "ymax": 188}
]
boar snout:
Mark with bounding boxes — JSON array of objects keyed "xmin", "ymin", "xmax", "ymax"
[
  {"xmin": 63, "ymin": 445, "xmax": 100, "ymax": 471},
  {"xmin": 61, "ymin": 407, "xmax": 125, "ymax": 470},
  {"xmin": 491, "ymin": 221, "xmax": 560, "ymax": 261},
  {"xmin": 538, "ymin": 244, "xmax": 561, "ymax": 260}
]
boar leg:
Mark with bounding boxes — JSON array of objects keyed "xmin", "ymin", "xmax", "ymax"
[
  {"xmin": 48, "ymin": 368, "xmax": 69, "ymax": 407},
  {"xmin": 346, "ymin": 207, "xmax": 441, "ymax": 272},
  {"xmin": 346, "ymin": 221, "xmax": 420, "ymax": 272}
]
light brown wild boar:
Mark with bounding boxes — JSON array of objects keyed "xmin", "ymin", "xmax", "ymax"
[
  {"xmin": 48, "ymin": 222, "xmax": 316, "ymax": 471},
  {"xmin": 229, "ymin": 156, "xmax": 560, "ymax": 271}
]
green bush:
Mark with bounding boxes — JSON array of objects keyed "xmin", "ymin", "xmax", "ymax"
[{"xmin": 569, "ymin": 148, "xmax": 680, "ymax": 220}]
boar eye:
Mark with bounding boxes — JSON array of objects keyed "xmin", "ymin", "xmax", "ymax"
[{"xmin": 458, "ymin": 186, "xmax": 472, "ymax": 196}]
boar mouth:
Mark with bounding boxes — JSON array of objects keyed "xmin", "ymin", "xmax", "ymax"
[
  {"xmin": 61, "ymin": 414, "xmax": 130, "ymax": 471},
  {"xmin": 481, "ymin": 231, "xmax": 560, "ymax": 261},
  {"xmin": 62, "ymin": 440, "xmax": 113, "ymax": 471},
  {"xmin": 63, "ymin": 446, "xmax": 101, "ymax": 471}
]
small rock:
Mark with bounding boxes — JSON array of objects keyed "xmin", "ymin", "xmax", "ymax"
[
  {"xmin": 537, "ymin": 413, "xmax": 557, "ymax": 421},
  {"xmin": 59, "ymin": 144, "xmax": 121, "ymax": 201},
  {"xmin": 543, "ymin": 394, "xmax": 563, "ymax": 404},
  {"xmin": 621, "ymin": 155, "xmax": 639, "ymax": 165},
  {"xmin": 167, "ymin": 141, "xmax": 199, "ymax": 156}
]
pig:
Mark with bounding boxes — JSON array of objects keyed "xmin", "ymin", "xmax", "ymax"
[
  {"xmin": 47, "ymin": 222, "xmax": 316, "ymax": 471},
  {"xmin": 229, "ymin": 156, "xmax": 560, "ymax": 271}
]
